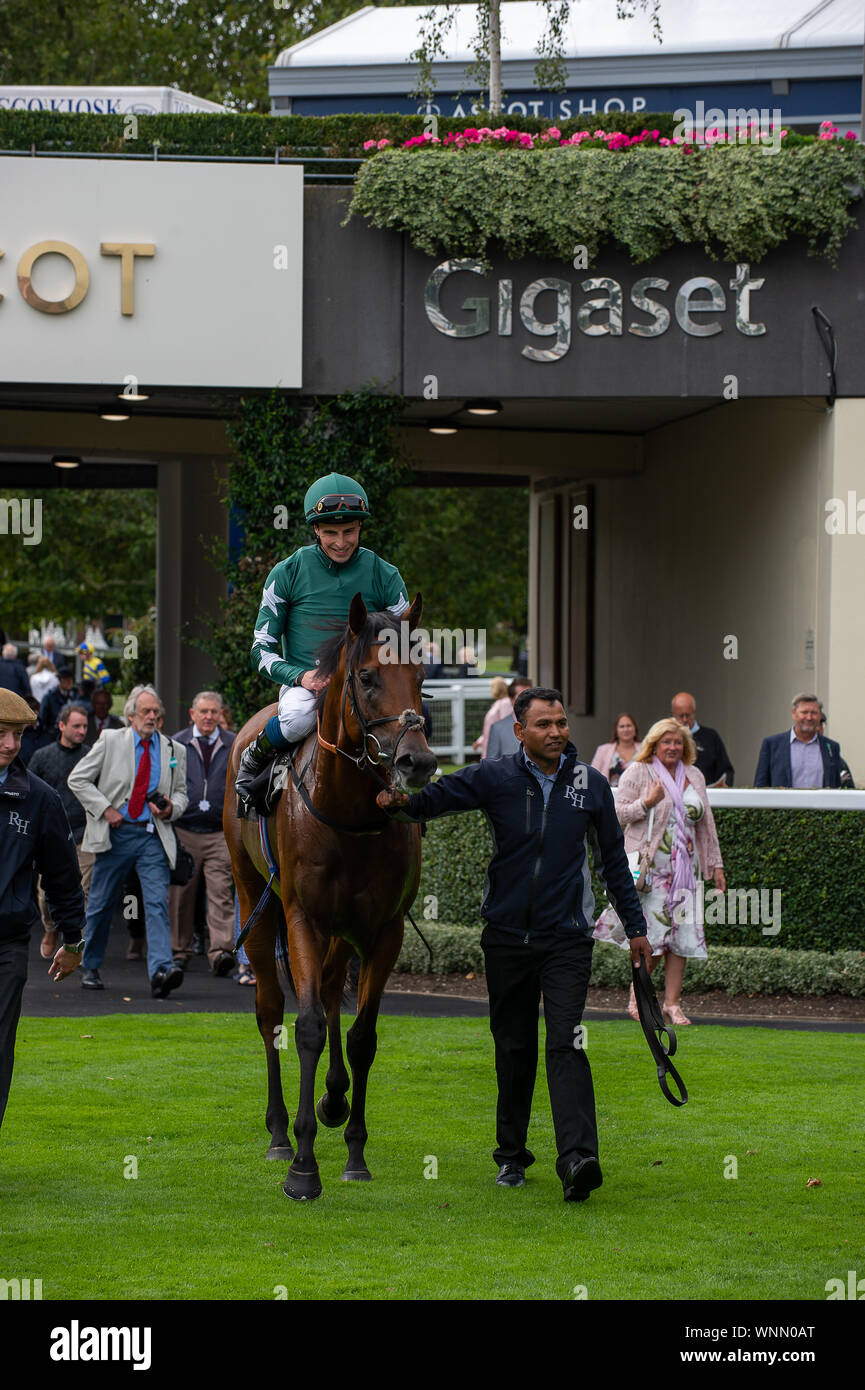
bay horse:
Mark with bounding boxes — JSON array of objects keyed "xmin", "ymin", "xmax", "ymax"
[{"xmin": 224, "ymin": 592, "xmax": 437, "ymax": 1200}]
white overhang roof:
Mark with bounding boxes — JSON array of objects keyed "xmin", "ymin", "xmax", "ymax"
[{"xmin": 274, "ymin": 1, "xmax": 865, "ymax": 69}]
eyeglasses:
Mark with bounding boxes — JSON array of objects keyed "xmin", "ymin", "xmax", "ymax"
[{"xmin": 314, "ymin": 494, "xmax": 368, "ymax": 515}]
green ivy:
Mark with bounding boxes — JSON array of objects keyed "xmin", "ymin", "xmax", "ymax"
[
  {"xmin": 349, "ymin": 140, "xmax": 865, "ymax": 265},
  {"xmin": 195, "ymin": 387, "xmax": 410, "ymax": 726},
  {"xmin": 418, "ymin": 807, "xmax": 865, "ymax": 953}
]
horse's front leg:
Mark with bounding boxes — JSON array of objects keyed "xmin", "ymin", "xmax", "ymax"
[
  {"xmin": 343, "ymin": 915, "xmax": 404, "ymax": 1182},
  {"xmin": 283, "ymin": 903, "xmax": 328, "ymax": 1201},
  {"xmin": 316, "ymin": 936, "xmax": 354, "ymax": 1129}
]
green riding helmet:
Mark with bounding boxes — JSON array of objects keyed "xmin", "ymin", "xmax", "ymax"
[{"xmin": 303, "ymin": 473, "xmax": 372, "ymax": 523}]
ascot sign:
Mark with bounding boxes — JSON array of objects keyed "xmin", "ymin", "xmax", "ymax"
[
  {"xmin": 0, "ymin": 157, "xmax": 302, "ymax": 389},
  {"xmin": 0, "ymin": 241, "xmax": 154, "ymax": 315},
  {"xmin": 424, "ymin": 258, "xmax": 766, "ymax": 360}
]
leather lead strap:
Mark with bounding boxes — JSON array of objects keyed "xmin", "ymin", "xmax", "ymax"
[{"xmin": 632, "ymin": 961, "xmax": 689, "ymax": 1106}]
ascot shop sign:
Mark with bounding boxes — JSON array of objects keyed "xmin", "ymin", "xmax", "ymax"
[
  {"xmin": 0, "ymin": 157, "xmax": 302, "ymax": 389},
  {"xmin": 424, "ymin": 258, "xmax": 766, "ymax": 360}
]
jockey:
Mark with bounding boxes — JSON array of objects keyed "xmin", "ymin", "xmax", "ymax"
[
  {"xmin": 234, "ymin": 471, "xmax": 411, "ymax": 808},
  {"xmin": 77, "ymin": 641, "xmax": 111, "ymax": 689}
]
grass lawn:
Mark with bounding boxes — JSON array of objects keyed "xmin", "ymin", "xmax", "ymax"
[{"xmin": 2, "ymin": 1013, "xmax": 862, "ymax": 1301}]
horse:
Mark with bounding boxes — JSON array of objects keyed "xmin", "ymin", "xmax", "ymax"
[{"xmin": 224, "ymin": 592, "xmax": 437, "ymax": 1200}]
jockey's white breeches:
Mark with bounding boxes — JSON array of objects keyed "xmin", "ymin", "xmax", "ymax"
[{"xmin": 276, "ymin": 684, "xmax": 317, "ymax": 742}]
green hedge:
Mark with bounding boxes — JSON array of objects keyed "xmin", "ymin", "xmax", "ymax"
[
  {"xmin": 396, "ymin": 925, "xmax": 865, "ymax": 997},
  {"xmin": 417, "ymin": 808, "xmax": 865, "ymax": 953},
  {"xmin": 0, "ymin": 109, "xmax": 680, "ymax": 161}
]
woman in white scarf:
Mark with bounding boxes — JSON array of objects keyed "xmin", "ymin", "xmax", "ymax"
[{"xmin": 594, "ymin": 718, "xmax": 725, "ymax": 1024}]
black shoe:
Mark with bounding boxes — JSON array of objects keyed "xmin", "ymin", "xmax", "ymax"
[
  {"xmin": 212, "ymin": 950, "xmax": 235, "ymax": 978},
  {"xmin": 172, "ymin": 956, "xmax": 187, "ymax": 971},
  {"xmin": 151, "ymin": 964, "xmax": 184, "ymax": 999},
  {"xmin": 562, "ymin": 1156, "xmax": 603, "ymax": 1203},
  {"xmin": 81, "ymin": 968, "xmax": 104, "ymax": 991},
  {"xmin": 235, "ymin": 731, "xmax": 275, "ymax": 808},
  {"xmin": 495, "ymin": 1163, "xmax": 526, "ymax": 1188}
]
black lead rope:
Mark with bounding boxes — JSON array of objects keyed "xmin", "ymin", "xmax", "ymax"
[
  {"xmin": 405, "ymin": 907, "xmax": 434, "ymax": 969},
  {"xmin": 631, "ymin": 961, "xmax": 688, "ymax": 1107}
]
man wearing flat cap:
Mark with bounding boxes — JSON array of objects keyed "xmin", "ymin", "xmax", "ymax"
[{"xmin": 0, "ymin": 689, "xmax": 86, "ymax": 1134}]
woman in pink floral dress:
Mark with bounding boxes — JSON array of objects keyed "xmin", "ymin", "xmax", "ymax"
[{"xmin": 594, "ymin": 718, "xmax": 726, "ymax": 1024}]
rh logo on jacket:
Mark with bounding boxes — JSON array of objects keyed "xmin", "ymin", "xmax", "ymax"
[
  {"xmin": 7, "ymin": 810, "xmax": 31, "ymax": 836},
  {"xmin": 563, "ymin": 786, "xmax": 586, "ymax": 808}
]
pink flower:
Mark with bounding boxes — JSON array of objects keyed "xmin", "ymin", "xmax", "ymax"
[
  {"xmin": 845, "ymin": 130, "xmax": 858, "ymax": 140},
  {"xmin": 363, "ymin": 140, "xmax": 377, "ymax": 150},
  {"xmin": 377, "ymin": 139, "xmax": 391, "ymax": 149}
]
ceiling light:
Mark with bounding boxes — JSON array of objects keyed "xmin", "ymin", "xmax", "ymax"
[
  {"xmin": 428, "ymin": 425, "xmax": 458, "ymax": 435},
  {"xmin": 117, "ymin": 389, "xmax": 149, "ymax": 401},
  {"xmin": 465, "ymin": 399, "xmax": 502, "ymax": 415},
  {"xmin": 51, "ymin": 454, "xmax": 81, "ymax": 469},
  {"xmin": 100, "ymin": 412, "xmax": 130, "ymax": 421}
]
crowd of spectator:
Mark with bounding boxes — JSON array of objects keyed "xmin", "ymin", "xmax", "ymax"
[
  {"xmin": 4, "ymin": 636, "xmax": 858, "ymax": 1018},
  {"xmin": 0, "ymin": 641, "xmax": 252, "ymax": 996}
]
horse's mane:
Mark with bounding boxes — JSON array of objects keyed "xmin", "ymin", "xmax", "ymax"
[{"xmin": 313, "ymin": 610, "xmax": 399, "ymax": 714}]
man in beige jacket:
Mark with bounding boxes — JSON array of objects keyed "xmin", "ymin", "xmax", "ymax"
[{"xmin": 68, "ymin": 684, "xmax": 188, "ymax": 998}]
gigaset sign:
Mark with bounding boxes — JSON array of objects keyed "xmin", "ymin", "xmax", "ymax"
[
  {"xmin": 0, "ymin": 241, "xmax": 154, "ymax": 315},
  {"xmin": 424, "ymin": 258, "xmax": 766, "ymax": 360}
]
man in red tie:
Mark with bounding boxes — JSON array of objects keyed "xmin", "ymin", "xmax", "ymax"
[{"xmin": 68, "ymin": 685, "xmax": 189, "ymax": 998}]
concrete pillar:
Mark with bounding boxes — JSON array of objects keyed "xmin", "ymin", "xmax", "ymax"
[
  {"xmin": 156, "ymin": 456, "xmax": 229, "ymax": 732},
  {"xmin": 823, "ymin": 399, "xmax": 865, "ymax": 778}
]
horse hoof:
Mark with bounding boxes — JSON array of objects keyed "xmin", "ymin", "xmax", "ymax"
[
  {"xmin": 266, "ymin": 1144, "xmax": 295, "ymax": 1162},
  {"xmin": 316, "ymin": 1094, "xmax": 350, "ymax": 1128},
  {"xmin": 341, "ymin": 1167, "xmax": 372, "ymax": 1182},
  {"xmin": 283, "ymin": 1167, "xmax": 322, "ymax": 1201}
]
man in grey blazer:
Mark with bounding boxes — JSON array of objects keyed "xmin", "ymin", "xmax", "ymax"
[{"xmin": 68, "ymin": 684, "xmax": 189, "ymax": 997}]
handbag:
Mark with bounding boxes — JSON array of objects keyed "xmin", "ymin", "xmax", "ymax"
[
  {"xmin": 169, "ymin": 830, "xmax": 195, "ymax": 886},
  {"xmin": 627, "ymin": 803, "xmax": 655, "ymax": 893}
]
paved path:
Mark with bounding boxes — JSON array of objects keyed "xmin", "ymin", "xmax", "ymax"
[{"xmin": 20, "ymin": 931, "xmax": 865, "ymax": 1031}]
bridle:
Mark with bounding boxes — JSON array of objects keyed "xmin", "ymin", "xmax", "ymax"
[{"xmin": 315, "ymin": 639, "xmax": 427, "ymax": 789}]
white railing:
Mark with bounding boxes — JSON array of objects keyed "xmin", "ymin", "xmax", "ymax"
[
  {"xmin": 707, "ymin": 788, "xmax": 865, "ymax": 810},
  {"xmin": 423, "ymin": 676, "xmax": 518, "ymax": 764}
]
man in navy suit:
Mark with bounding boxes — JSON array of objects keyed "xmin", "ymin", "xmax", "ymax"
[{"xmin": 754, "ymin": 694, "xmax": 847, "ymax": 788}]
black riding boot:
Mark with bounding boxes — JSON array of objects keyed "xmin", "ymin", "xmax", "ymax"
[{"xmin": 236, "ymin": 730, "xmax": 277, "ymax": 810}]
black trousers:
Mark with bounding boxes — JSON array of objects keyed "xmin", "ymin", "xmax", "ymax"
[
  {"xmin": 482, "ymin": 927, "xmax": 597, "ymax": 1179},
  {"xmin": 0, "ymin": 933, "xmax": 30, "ymax": 1134}
]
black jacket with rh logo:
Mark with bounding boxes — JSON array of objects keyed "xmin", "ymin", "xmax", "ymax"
[
  {"xmin": 393, "ymin": 742, "xmax": 646, "ymax": 939},
  {"xmin": 0, "ymin": 757, "xmax": 85, "ymax": 943}
]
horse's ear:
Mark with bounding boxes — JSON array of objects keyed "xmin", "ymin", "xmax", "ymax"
[
  {"xmin": 406, "ymin": 592, "xmax": 423, "ymax": 628},
  {"xmin": 348, "ymin": 592, "xmax": 368, "ymax": 637}
]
